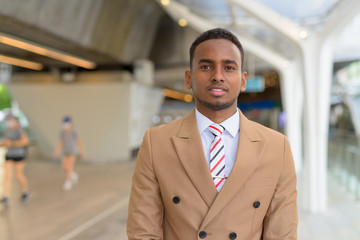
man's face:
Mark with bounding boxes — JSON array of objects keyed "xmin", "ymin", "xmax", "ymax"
[
  {"xmin": 63, "ymin": 122, "xmax": 72, "ymax": 130},
  {"xmin": 185, "ymin": 39, "xmax": 247, "ymax": 113}
]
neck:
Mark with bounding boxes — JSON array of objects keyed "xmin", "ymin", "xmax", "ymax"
[{"xmin": 197, "ymin": 106, "xmax": 238, "ymax": 124}]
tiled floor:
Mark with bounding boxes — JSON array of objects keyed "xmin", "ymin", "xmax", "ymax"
[{"xmin": 0, "ymin": 154, "xmax": 360, "ymax": 240}]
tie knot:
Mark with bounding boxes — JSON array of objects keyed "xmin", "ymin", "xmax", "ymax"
[{"xmin": 209, "ymin": 124, "xmax": 224, "ymax": 136}]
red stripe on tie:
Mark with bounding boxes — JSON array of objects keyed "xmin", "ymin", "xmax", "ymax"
[
  {"xmin": 210, "ymin": 138, "xmax": 221, "ymax": 153},
  {"xmin": 210, "ymin": 155, "xmax": 225, "ymax": 173},
  {"xmin": 209, "ymin": 125, "xmax": 222, "ymax": 134},
  {"xmin": 215, "ymin": 177, "xmax": 225, "ymax": 188}
]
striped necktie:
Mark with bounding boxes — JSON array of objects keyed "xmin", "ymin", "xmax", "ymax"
[{"xmin": 209, "ymin": 124, "xmax": 226, "ymax": 191}]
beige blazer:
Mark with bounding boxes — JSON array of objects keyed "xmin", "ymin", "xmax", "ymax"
[{"xmin": 127, "ymin": 110, "xmax": 298, "ymax": 240}]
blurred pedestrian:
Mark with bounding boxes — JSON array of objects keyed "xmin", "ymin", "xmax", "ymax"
[
  {"xmin": 0, "ymin": 113, "xmax": 30, "ymax": 207},
  {"xmin": 53, "ymin": 116, "xmax": 85, "ymax": 191}
]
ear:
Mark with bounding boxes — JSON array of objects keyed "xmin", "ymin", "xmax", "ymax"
[
  {"xmin": 185, "ymin": 70, "xmax": 192, "ymax": 89},
  {"xmin": 240, "ymin": 71, "xmax": 247, "ymax": 92}
]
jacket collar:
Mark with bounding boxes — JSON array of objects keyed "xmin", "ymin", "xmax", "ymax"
[{"xmin": 172, "ymin": 109, "xmax": 217, "ymax": 208}]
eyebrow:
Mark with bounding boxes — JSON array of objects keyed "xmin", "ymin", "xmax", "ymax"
[
  {"xmin": 198, "ymin": 59, "xmax": 213, "ymax": 64},
  {"xmin": 224, "ymin": 59, "xmax": 238, "ymax": 66},
  {"xmin": 197, "ymin": 58, "xmax": 238, "ymax": 66}
]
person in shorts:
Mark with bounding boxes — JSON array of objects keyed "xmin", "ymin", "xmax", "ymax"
[
  {"xmin": 0, "ymin": 114, "xmax": 30, "ymax": 207},
  {"xmin": 53, "ymin": 116, "xmax": 85, "ymax": 191}
]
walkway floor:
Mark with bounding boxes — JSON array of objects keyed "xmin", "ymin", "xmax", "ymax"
[
  {"xmin": 0, "ymin": 155, "xmax": 360, "ymax": 240},
  {"xmin": 0, "ymin": 156, "xmax": 134, "ymax": 240},
  {"xmin": 298, "ymin": 175, "xmax": 360, "ymax": 240}
]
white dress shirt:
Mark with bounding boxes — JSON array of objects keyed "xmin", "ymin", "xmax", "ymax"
[{"xmin": 195, "ymin": 108, "xmax": 240, "ymax": 178}]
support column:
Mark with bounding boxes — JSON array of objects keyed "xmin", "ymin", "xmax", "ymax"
[
  {"xmin": 279, "ymin": 62, "xmax": 303, "ymax": 173},
  {"xmin": 301, "ymin": 38, "xmax": 333, "ymax": 212}
]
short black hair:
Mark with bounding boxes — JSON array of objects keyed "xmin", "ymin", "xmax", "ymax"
[
  {"xmin": 63, "ymin": 115, "xmax": 72, "ymax": 123},
  {"xmin": 189, "ymin": 28, "xmax": 245, "ymax": 70}
]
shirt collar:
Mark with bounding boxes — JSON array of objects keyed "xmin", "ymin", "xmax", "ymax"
[{"xmin": 195, "ymin": 108, "xmax": 240, "ymax": 137}]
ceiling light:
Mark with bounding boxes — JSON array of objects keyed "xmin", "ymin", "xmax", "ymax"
[
  {"xmin": 0, "ymin": 54, "xmax": 43, "ymax": 70},
  {"xmin": 299, "ymin": 30, "xmax": 308, "ymax": 39},
  {"xmin": 0, "ymin": 33, "xmax": 96, "ymax": 69},
  {"xmin": 161, "ymin": 0, "xmax": 170, "ymax": 6},
  {"xmin": 178, "ymin": 18, "xmax": 188, "ymax": 27}
]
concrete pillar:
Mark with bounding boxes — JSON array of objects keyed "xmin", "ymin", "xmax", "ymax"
[
  {"xmin": 279, "ymin": 62, "xmax": 303, "ymax": 173},
  {"xmin": 301, "ymin": 38, "xmax": 333, "ymax": 212},
  {"xmin": 7, "ymin": 71, "xmax": 163, "ymax": 162}
]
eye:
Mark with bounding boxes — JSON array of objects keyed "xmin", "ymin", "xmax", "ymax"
[
  {"xmin": 200, "ymin": 65, "xmax": 212, "ymax": 71},
  {"xmin": 225, "ymin": 66, "xmax": 236, "ymax": 71}
]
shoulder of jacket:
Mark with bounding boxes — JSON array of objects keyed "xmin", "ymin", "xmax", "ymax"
[
  {"xmin": 148, "ymin": 117, "xmax": 184, "ymax": 135},
  {"xmin": 248, "ymin": 119, "xmax": 285, "ymax": 140}
]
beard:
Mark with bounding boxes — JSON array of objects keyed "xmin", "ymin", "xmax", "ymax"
[{"xmin": 194, "ymin": 94, "xmax": 237, "ymax": 110}]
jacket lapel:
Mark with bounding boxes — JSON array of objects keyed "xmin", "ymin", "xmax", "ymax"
[
  {"xmin": 201, "ymin": 111, "xmax": 267, "ymax": 228},
  {"xmin": 171, "ymin": 110, "xmax": 218, "ymax": 208}
]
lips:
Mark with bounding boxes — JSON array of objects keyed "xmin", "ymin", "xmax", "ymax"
[{"xmin": 208, "ymin": 86, "xmax": 227, "ymax": 96}]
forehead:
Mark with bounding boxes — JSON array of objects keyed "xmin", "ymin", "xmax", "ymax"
[{"xmin": 193, "ymin": 39, "xmax": 242, "ymax": 62}]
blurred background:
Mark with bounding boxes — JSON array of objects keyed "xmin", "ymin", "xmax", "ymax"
[{"xmin": 0, "ymin": 0, "xmax": 360, "ymax": 239}]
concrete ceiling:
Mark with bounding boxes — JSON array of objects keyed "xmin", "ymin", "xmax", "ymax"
[
  {"xmin": 0, "ymin": 0, "xmax": 359, "ymax": 83},
  {"xmin": 178, "ymin": 0, "xmax": 339, "ymax": 21},
  {"xmin": 0, "ymin": 0, "xmax": 164, "ymax": 69}
]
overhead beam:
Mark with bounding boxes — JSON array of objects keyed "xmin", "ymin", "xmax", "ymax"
[
  {"xmin": 321, "ymin": 0, "xmax": 360, "ymax": 39},
  {"xmin": 156, "ymin": 0, "xmax": 290, "ymax": 71},
  {"xmin": 227, "ymin": 0, "xmax": 309, "ymax": 44}
]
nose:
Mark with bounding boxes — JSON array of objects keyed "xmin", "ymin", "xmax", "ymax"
[{"xmin": 212, "ymin": 66, "xmax": 225, "ymax": 83}]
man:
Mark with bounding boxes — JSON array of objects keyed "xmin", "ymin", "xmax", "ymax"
[{"xmin": 127, "ymin": 28, "xmax": 298, "ymax": 240}]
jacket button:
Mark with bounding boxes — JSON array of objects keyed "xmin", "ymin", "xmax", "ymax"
[
  {"xmin": 229, "ymin": 232, "xmax": 237, "ymax": 239},
  {"xmin": 199, "ymin": 231, "xmax": 207, "ymax": 238},
  {"xmin": 253, "ymin": 201, "xmax": 261, "ymax": 208},
  {"xmin": 172, "ymin": 196, "xmax": 180, "ymax": 204}
]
